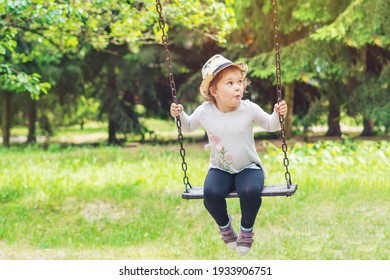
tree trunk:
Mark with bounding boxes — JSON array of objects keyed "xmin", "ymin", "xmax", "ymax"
[
  {"xmin": 360, "ymin": 45, "xmax": 377, "ymax": 137},
  {"xmin": 108, "ymin": 116, "xmax": 117, "ymax": 143},
  {"xmin": 1, "ymin": 91, "xmax": 11, "ymax": 147},
  {"xmin": 27, "ymin": 99, "xmax": 37, "ymax": 143},
  {"xmin": 361, "ymin": 118, "xmax": 375, "ymax": 136},
  {"xmin": 283, "ymin": 83, "xmax": 295, "ymax": 139},
  {"xmin": 107, "ymin": 61, "xmax": 118, "ymax": 144},
  {"xmin": 325, "ymin": 92, "xmax": 342, "ymax": 136}
]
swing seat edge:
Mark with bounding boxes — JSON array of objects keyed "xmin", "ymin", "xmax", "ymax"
[{"xmin": 182, "ymin": 184, "xmax": 298, "ymax": 200}]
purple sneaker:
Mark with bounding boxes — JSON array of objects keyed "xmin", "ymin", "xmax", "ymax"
[
  {"xmin": 236, "ymin": 228, "xmax": 254, "ymax": 256},
  {"xmin": 219, "ymin": 215, "xmax": 237, "ymax": 250}
]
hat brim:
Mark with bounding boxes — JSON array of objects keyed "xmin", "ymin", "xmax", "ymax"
[{"xmin": 199, "ymin": 62, "xmax": 248, "ymax": 96}]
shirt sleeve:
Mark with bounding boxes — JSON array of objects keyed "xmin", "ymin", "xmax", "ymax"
[
  {"xmin": 178, "ymin": 105, "xmax": 203, "ymax": 133},
  {"xmin": 251, "ymin": 102, "xmax": 281, "ymax": 132}
]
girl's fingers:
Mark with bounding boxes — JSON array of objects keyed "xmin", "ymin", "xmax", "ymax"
[
  {"xmin": 275, "ymin": 101, "xmax": 287, "ymax": 116},
  {"xmin": 170, "ymin": 104, "xmax": 183, "ymax": 117}
]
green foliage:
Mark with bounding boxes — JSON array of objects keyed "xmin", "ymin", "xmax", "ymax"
[
  {"xmin": 242, "ymin": 0, "xmax": 356, "ymax": 84},
  {"xmin": 292, "ymin": 0, "xmax": 351, "ymax": 24},
  {"xmin": 348, "ymin": 64, "xmax": 390, "ymax": 128},
  {"xmin": 234, "ymin": 0, "xmax": 389, "ymax": 133},
  {"xmin": 311, "ymin": 0, "xmax": 390, "ymax": 49},
  {"xmin": 0, "ymin": 2, "xmax": 52, "ymax": 98},
  {"xmin": 289, "ymin": 140, "xmax": 389, "ymax": 175},
  {"xmin": 1, "ymin": 0, "xmax": 168, "ymax": 98},
  {"xmin": 1, "ymin": 0, "xmax": 240, "ymax": 142},
  {"xmin": 165, "ymin": 0, "xmax": 236, "ymax": 44},
  {"xmin": 248, "ymin": 39, "xmax": 353, "ymax": 83},
  {"xmin": 298, "ymin": 98, "xmax": 328, "ymax": 130},
  {"xmin": 0, "ymin": 71, "xmax": 50, "ymax": 99},
  {"xmin": 232, "ymin": 0, "xmax": 351, "ymax": 54}
]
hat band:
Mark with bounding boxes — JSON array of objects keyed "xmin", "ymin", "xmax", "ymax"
[{"xmin": 212, "ymin": 62, "xmax": 233, "ymax": 75}]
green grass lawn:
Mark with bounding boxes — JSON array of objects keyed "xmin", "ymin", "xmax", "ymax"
[{"xmin": 0, "ymin": 139, "xmax": 389, "ymax": 260}]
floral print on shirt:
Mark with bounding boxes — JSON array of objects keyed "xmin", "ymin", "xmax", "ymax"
[{"xmin": 206, "ymin": 131, "xmax": 234, "ymax": 171}]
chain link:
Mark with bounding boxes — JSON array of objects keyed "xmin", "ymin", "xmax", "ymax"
[
  {"xmin": 272, "ymin": 0, "xmax": 292, "ymax": 187},
  {"xmin": 156, "ymin": 0, "xmax": 191, "ymax": 191}
]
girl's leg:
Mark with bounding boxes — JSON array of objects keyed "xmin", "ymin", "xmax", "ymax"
[
  {"xmin": 203, "ymin": 168, "xmax": 234, "ymax": 227},
  {"xmin": 234, "ymin": 168, "xmax": 264, "ymax": 229}
]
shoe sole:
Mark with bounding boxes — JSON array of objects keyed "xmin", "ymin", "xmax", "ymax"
[
  {"xmin": 236, "ymin": 245, "xmax": 251, "ymax": 255},
  {"xmin": 226, "ymin": 241, "xmax": 237, "ymax": 250}
]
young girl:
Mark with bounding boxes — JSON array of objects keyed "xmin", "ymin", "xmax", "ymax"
[{"xmin": 170, "ymin": 54, "xmax": 288, "ymax": 255}]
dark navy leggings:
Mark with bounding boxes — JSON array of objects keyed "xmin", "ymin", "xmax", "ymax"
[{"xmin": 203, "ymin": 168, "xmax": 264, "ymax": 229}]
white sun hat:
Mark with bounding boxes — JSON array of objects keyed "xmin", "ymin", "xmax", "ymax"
[{"xmin": 199, "ymin": 54, "xmax": 248, "ymax": 97}]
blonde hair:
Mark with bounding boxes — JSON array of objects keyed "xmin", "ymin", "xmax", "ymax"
[{"xmin": 201, "ymin": 66, "xmax": 250, "ymax": 103}]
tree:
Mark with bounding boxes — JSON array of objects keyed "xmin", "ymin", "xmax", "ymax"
[
  {"xmin": 71, "ymin": 0, "xmax": 237, "ymax": 143},
  {"xmin": 0, "ymin": 22, "xmax": 51, "ymax": 145},
  {"xmin": 230, "ymin": 0, "xmax": 389, "ymax": 137},
  {"xmin": 312, "ymin": 0, "xmax": 390, "ymax": 135},
  {"xmin": 0, "ymin": 0, "xmax": 78, "ymax": 146},
  {"xmin": 228, "ymin": 0, "xmax": 351, "ymax": 138},
  {"xmin": 1, "ymin": 0, "xmax": 238, "ymax": 145}
]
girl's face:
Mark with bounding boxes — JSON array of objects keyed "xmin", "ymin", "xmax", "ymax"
[{"xmin": 210, "ymin": 67, "xmax": 244, "ymax": 113}]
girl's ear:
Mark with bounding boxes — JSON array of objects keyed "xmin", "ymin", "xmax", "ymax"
[{"xmin": 209, "ymin": 85, "xmax": 217, "ymax": 97}]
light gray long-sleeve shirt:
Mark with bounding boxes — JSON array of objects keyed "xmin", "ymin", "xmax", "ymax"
[{"xmin": 179, "ymin": 100, "xmax": 281, "ymax": 176}]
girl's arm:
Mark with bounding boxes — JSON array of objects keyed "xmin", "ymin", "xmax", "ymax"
[
  {"xmin": 252, "ymin": 101, "xmax": 287, "ymax": 132},
  {"xmin": 170, "ymin": 103, "xmax": 202, "ymax": 132}
]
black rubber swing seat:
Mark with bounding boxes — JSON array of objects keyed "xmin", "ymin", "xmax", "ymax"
[{"xmin": 182, "ymin": 184, "xmax": 298, "ymax": 199}]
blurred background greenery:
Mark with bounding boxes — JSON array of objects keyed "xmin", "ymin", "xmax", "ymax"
[{"xmin": 0, "ymin": 0, "xmax": 389, "ymax": 147}]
